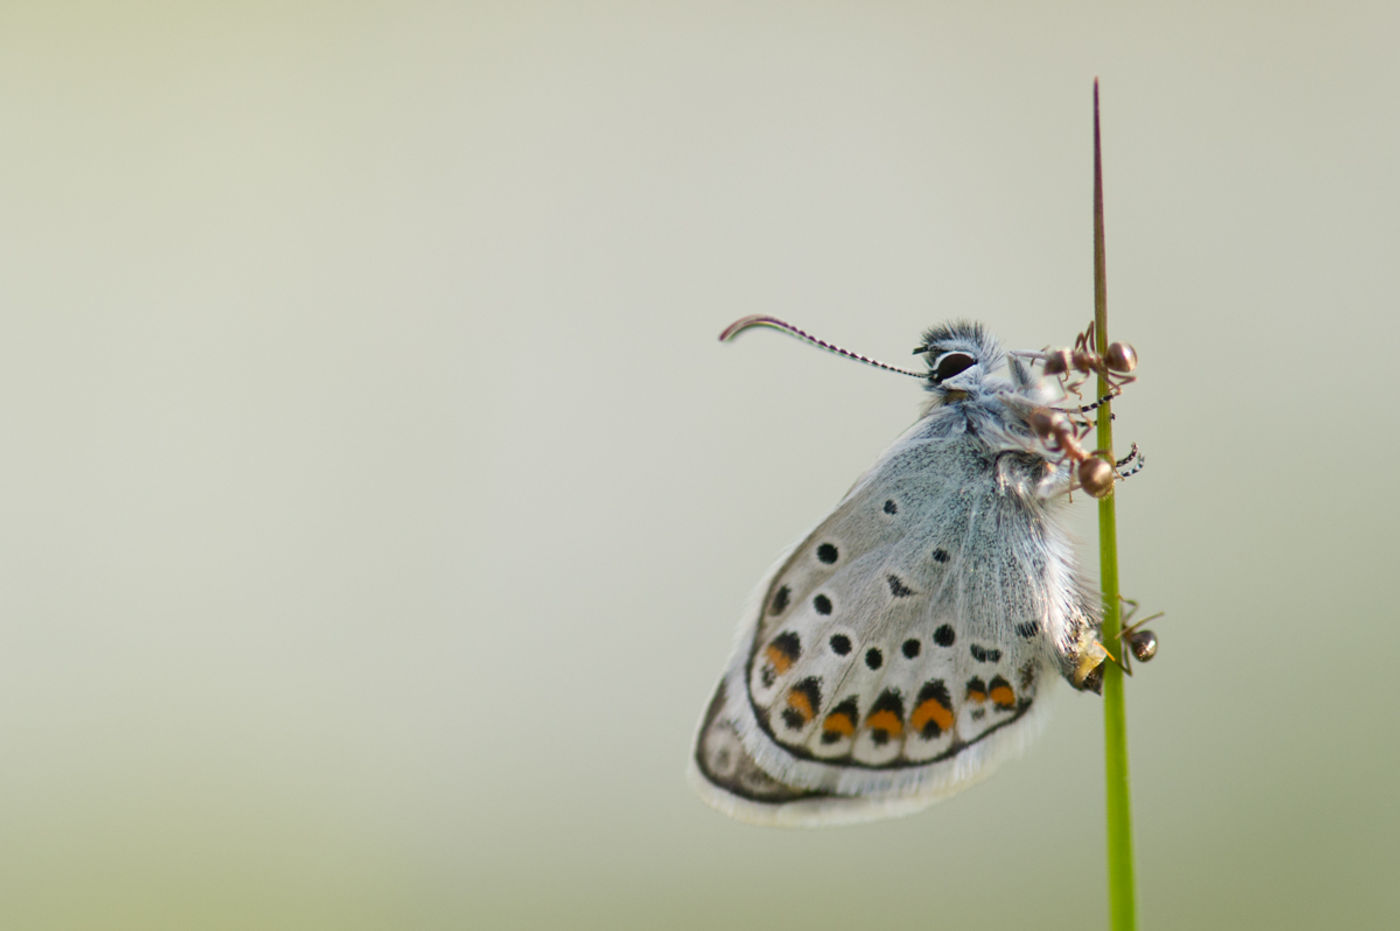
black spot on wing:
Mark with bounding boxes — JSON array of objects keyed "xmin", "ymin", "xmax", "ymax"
[
  {"xmin": 886, "ymin": 574, "xmax": 914, "ymax": 598},
  {"xmin": 917, "ymin": 680, "xmax": 951, "ymax": 705},
  {"xmin": 813, "ymin": 594, "xmax": 833, "ymax": 615},
  {"xmin": 883, "ymin": 499, "xmax": 898, "ymax": 515},
  {"xmin": 932, "ymin": 548, "xmax": 950, "ymax": 563},
  {"xmin": 969, "ymin": 643, "xmax": 1001, "ymax": 663},
  {"xmin": 770, "ymin": 630, "xmax": 801, "ymax": 662},
  {"xmin": 770, "ymin": 585, "xmax": 790, "ymax": 615},
  {"xmin": 934, "ymin": 624, "xmax": 956, "ymax": 647},
  {"xmin": 1015, "ymin": 621, "xmax": 1040, "ymax": 639},
  {"xmin": 780, "ymin": 677, "xmax": 823, "ymax": 730},
  {"xmin": 829, "ymin": 634, "xmax": 851, "ymax": 655},
  {"xmin": 816, "ymin": 543, "xmax": 839, "ymax": 564}
]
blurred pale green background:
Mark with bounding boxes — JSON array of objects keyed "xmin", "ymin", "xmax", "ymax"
[{"xmin": 4, "ymin": 2, "xmax": 1398, "ymax": 929}]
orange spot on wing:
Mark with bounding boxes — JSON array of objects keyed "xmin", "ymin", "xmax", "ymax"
[
  {"xmin": 865, "ymin": 710, "xmax": 904, "ymax": 737},
  {"xmin": 910, "ymin": 697, "xmax": 954, "ymax": 734},
  {"xmin": 966, "ymin": 687, "xmax": 986, "ymax": 703},
  {"xmin": 990, "ymin": 684, "xmax": 1016, "ymax": 709},
  {"xmin": 765, "ymin": 644, "xmax": 793, "ymax": 675},
  {"xmin": 822, "ymin": 712, "xmax": 855, "ymax": 737},
  {"xmin": 786, "ymin": 689, "xmax": 814, "ymax": 720}
]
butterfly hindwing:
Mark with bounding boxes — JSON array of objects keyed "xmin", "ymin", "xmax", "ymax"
[{"xmin": 691, "ymin": 405, "xmax": 1100, "ymax": 826}]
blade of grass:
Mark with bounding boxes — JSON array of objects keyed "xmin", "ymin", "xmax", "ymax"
[{"xmin": 1092, "ymin": 79, "xmax": 1137, "ymax": 931}]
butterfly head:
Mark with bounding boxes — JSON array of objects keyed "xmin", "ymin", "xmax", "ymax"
[{"xmin": 914, "ymin": 321, "xmax": 1005, "ymax": 402}]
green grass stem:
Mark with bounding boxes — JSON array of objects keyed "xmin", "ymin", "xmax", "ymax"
[{"xmin": 1091, "ymin": 80, "xmax": 1137, "ymax": 931}]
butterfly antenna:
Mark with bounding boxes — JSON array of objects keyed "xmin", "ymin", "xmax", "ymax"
[{"xmin": 719, "ymin": 315, "xmax": 927, "ymax": 379}]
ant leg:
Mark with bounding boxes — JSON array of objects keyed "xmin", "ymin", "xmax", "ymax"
[
  {"xmin": 1106, "ymin": 372, "xmax": 1137, "ymax": 393},
  {"xmin": 1074, "ymin": 320, "xmax": 1097, "ymax": 355}
]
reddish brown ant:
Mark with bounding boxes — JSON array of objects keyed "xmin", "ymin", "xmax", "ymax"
[
  {"xmin": 1025, "ymin": 407, "xmax": 1120, "ymax": 498},
  {"xmin": 1096, "ymin": 596, "xmax": 1162, "ymax": 676},
  {"xmin": 1042, "ymin": 321, "xmax": 1137, "ymax": 398}
]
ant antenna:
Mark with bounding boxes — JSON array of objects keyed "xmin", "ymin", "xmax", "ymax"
[{"xmin": 719, "ymin": 315, "xmax": 927, "ymax": 379}]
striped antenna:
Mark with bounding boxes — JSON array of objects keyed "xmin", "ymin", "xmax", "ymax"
[{"xmin": 718, "ymin": 315, "xmax": 926, "ymax": 379}]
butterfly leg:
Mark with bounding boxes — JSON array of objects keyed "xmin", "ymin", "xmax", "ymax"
[
  {"xmin": 1114, "ymin": 444, "xmax": 1146, "ymax": 481},
  {"xmin": 1057, "ymin": 393, "xmax": 1118, "ymax": 416}
]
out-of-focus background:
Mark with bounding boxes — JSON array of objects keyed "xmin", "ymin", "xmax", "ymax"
[{"xmin": 4, "ymin": 3, "xmax": 1398, "ymax": 928}]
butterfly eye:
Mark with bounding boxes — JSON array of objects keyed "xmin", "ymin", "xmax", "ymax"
[{"xmin": 932, "ymin": 352, "xmax": 976, "ymax": 383}]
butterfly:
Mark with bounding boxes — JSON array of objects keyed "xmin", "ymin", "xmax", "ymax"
[{"xmin": 689, "ymin": 316, "xmax": 1124, "ymax": 827}]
